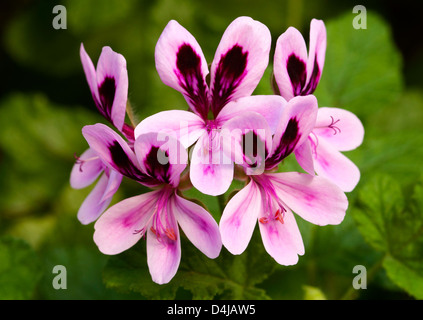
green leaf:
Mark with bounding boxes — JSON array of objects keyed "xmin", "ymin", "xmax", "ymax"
[
  {"xmin": 32, "ymin": 207, "xmax": 136, "ymax": 300},
  {"xmin": 0, "ymin": 237, "xmax": 42, "ymax": 299},
  {"xmin": 357, "ymin": 131, "xmax": 423, "ymax": 188},
  {"xmin": 178, "ymin": 230, "xmax": 275, "ymax": 299},
  {"xmin": 354, "ymin": 175, "xmax": 423, "ymax": 256},
  {"xmin": 352, "ymin": 175, "xmax": 423, "ymax": 298},
  {"xmin": 102, "ymin": 242, "xmax": 175, "ymax": 300},
  {"xmin": 353, "ymin": 174, "xmax": 404, "ymax": 252},
  {"xmin": 366, "ymin": 89, "xmax": 423, "ymax": 136},
  {"xmin": 355, "ymin": 89, "xmax": 423, "ymax": 187},
  {"xmin": 37, "ymin": 245, "xmax": 128, "ymax": 300},
  {"xmin": 103, "ymin": 230, "xmax": 275, "ymax": 300},
  {"xmin": 314, "ymin": 11, "xmax": 403, "ymax": 118},
  {"xmin": 383, "ymin": 255, "xmax": 423, "ymax": 299}
]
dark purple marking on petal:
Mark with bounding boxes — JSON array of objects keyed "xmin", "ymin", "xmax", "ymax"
[
  {"xmin": 121, "ymin": 123, "xmax": 135, "ymax": 142},
  {"xmin": 144, "ymin": 146, "xmax": 171, "ymax": 184},
  {"xmin": 287, "ymin": 54, "xmax": 307, "ymax": 97},
  {"xmin": 265, "ymin": 117, "xmax": 301, "ymax": 169},
  {"xmin": 96, "ymin": 76, "xmax": 116, "ymax": 124},
  {"xmin": 212, "ymin": 45, "xmax": 248, "ymax": 117},
  {"xmin": 176, "ymin": 43, "xmax": 209, "ymax": 120},
  {"xmin": 108, "ymin": 141, "xmax": 149, "ymax": 183},
  {"xmin": 241, "ymin": 130, "xmax": 268, "ymax": 169},
  {"xmin": 301, "ymin": 55, "xmax": 321, "ymax": 95}
]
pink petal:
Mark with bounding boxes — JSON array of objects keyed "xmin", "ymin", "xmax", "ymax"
[
  {"xmin": 147, "ymin": 206, "xmax": 181, "ymax": 285},
  {"xmin": 100, "ymin": 169, "xmax": 123, "ymax": 203},
  {"xmin": 95, "ymin": 46, "xmax": 128, "ymax": 131},
  {"xmin": 221, "ymin": 111, "xmax": 272, "ymax": 175},
  {"xmin": 134, "ymin": 110, "xmax": 205, "ymax": 149},
  {"xmin": 266, "ymin": 95, "xmax": 318, "ymax": 169},
  {"xmin": 155, "ymin": 20, "xmax": 210, "ymax": 119},
  {"xmin": 314, "ymin": 107, "xmax": 364, "ymax": 152},
  {"xmin": 313, "ymin": 137, "xmax": 361, "ymax": 192},
  {"xmin": 70, "ymin": 148, "xmax": 104, "ymax": 189},
  {"xmin": 82, "ymin": 124, "xmax": 147, "ymax": 183},
  {"xmin": 172, "ymin": 194, "xmax": 221, "ymax": 258},
  {"xmin": 80, "ymin": 44, "xmax": 128, "ymax": 131},
  {"xmin": 189, "ymin": 132, "xmax": 234, "ymax": 196},
  {"xmin": 269, "ymin": 172, "xmax": 348, "ymax": 226},
  {"xmin": 305, "ymin": 19, "xmax": 326, "ymax": 91},
  {"xmin": 80, "ymin": 43, "xmax": 100, "ymax": 109},
  {"xmin": 294, "ymin": 139, "xmax": 315, "ymax": 175},
  {"xmin": 93, "ymin": 191, "xmax": 159, "ymax": 255},
  {"xmin": 77, "ymin": 173, "xmax": 113, "ymax": 225},
  {"xmin": 216, "ymin": 95, "xmax": 285, "ymax": 134},
  {"xmin": 259, "ymin": 206, "xmax": 304, "ymax": 265},
  {"xmin": 134, "ymin": 132, "xmax": 188, "ymax": 188},
  {"xmin": 219, "ymin": 180, "xmax": 262, "ymax": 255},
  {"xmin": 273, "ymin": 27, "xmax": 308, "ymax": 100},
  {"xmin": 210, "ymin": 17, "xmax": 271, "ymax": 116}
]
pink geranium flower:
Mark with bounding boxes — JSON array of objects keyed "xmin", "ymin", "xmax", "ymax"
[
  {"xmin": 135, "ymin": 17, "xmax": 282, "ymax": 196},
  {"xmin": 219, "ymin": 95, "xmax": 348, "ymax": 265},
  {"xmin": 82, "ymin": 123, "xmax": 222, "ymax": 284},
  {"xmin": 71, "ymin": 44, "xmax": 131, "ymax": 224},
  {"xmin": 273, "ymin": 19, "xmax": 364, "ymax": 192}
]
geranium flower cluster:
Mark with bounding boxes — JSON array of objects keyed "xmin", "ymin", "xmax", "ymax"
[{"xmin": 71, "ymin": 17, "xmax": 364, "ymax": 284}]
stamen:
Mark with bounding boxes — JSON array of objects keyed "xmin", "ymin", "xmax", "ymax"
[
  {"xmin": 259, "ymin": 217, "xmax": 269, "ymax": 224},
  {"xmin": 165, "ymin": 228, "xmax": 177, "ymax": 241},
  {"xmin": 74, "ymin": 153, "xmax": 84, "ymax": 172},
  {"xmin": 258, "ymin": 207, "xmax": 286, "ymax": 225},
  {"xmin": 148, "ymin": 188, "xmax": 177, "ymax": 244},
  {"xmin": 328, "ymin": 116, "xmax": 341, "ymax": 135},
  {"xmin": 133, "ymin": 205, "xmax": 158, "ymax": 239},
  {"xmin": 150, "ymin": 226, "xmax": 158, "ymax": 236},
  {"xmin": 73, "ymin": 153, "xmax": 100, "ymax": 172},
  {"xmin": 254, "ymin": 176, "xmax": 287, "ymax": 226},
  {"xmin": 133, "ymin": 228, "xmax": 146, "ymax": 237},
  {"xmin": 274, "ymin": 208, "xmax": 286, "ymax": 224}
]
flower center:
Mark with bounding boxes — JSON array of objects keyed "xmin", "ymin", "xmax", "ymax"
[
  {"xmin": 205, "ymin": 119, "xmax": 221, "ymax": 133},
  {"xmin": 204, "ymin": 120, "xmax": 222, "ymax": 152},
  {"xmin": 254, "ymin": 175, "xmax": 287, "ymax": 225},
  {"xmin": 259, "ymin": 207, "xmax": 286, "ymax": 225},
  {"xmin": 133, "ymin": 188, "xmax": 177, "ymax": 243}
]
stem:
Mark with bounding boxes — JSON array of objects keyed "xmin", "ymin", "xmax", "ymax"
[{"xmin": 126, "ymin": 100, "xmax": 138, "ymax": 127}]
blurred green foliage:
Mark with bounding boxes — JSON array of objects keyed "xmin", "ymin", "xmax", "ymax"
[{"xmin": 0, "ymin": 0, "xmax": 422, "ymax": 300}]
